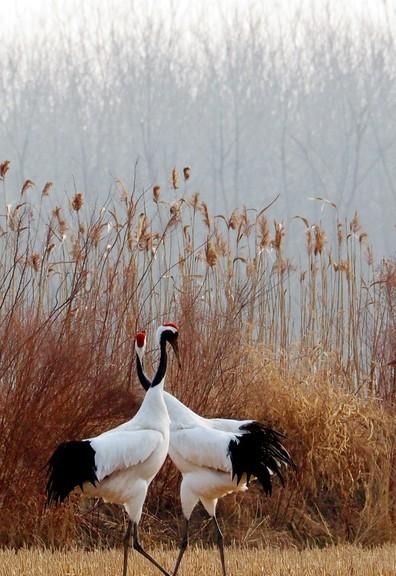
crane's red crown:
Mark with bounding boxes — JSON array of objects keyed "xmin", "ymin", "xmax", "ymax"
[
  {"xmin": 135, "ymin": 331, "xmax": 146, "ymax": 348},
  {"xmin": 163, "ymin": 322, "xmax": 178, "ymax": 330}
]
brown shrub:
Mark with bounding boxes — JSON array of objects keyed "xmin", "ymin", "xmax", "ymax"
[{"xmin": 0, "ymin": 165, "xmax": 394, "ymax": 548}]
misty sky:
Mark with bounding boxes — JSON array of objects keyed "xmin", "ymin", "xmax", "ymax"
[
  {"xmin": 2, "ymin": 0, "xmax": 393, "ymax": 41},
  {"xmin": 1, "ymin": 0, "xmax": 395, "ymax": 257}
]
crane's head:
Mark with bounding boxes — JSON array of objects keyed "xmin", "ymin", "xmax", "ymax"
[
  {"xmin": 134, "ymin": 330, "xmax": 147, "ymax": 361},
  {"xmin": 156, "ymin": 322, "xmax": 181, "ymax": 368}
]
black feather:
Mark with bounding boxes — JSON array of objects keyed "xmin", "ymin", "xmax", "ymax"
[
  {"xmin": 136, "ymin": 352, "xmax": 151, "ymax": 391},
  {"xmin": 46, "ymin": 440, "xmax": 98, "ymax": 505},
  {"xmin": 228, "ymin": 421, "xmax": 295, "ymax": 496}
]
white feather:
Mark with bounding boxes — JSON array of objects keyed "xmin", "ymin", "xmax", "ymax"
[
  {"xmin": 91, "ymin": 429, "xmax": 164, "ymax": 482},
  {"xmin": 164, "ymin": 392, "xmax": 251, "ymax": 433},
  {"xmin": 169, "ymin": 426, "xmax": 233, "ymax": 474}
]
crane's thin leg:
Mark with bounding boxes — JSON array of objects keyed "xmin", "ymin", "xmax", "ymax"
[
  {"xmin": 213, "ymin": 516, "xmax": 226, "ymax": 576},
  {"xmin": 172, "ymin": 518, "xmax": 189, "ymax": 576},
  {"xmin": 123, "ymin": 520, "xmax": 132, "ymax": 576},
  {"xmin": 132, "ymin": 522, "xmax": 171, "ymax": 576}
]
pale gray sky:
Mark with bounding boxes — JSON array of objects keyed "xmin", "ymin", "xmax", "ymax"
[
  {"xmin": 1, "ymin": 0, "xmax": 395, "ymax": 257},
  {"xmin": 1, "ymin": 0, "xmax": 393, "ymax": 43}
]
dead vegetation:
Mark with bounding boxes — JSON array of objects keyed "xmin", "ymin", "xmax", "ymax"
[
  {"xmin": 0, "ymin": 163, "xmax": 395, "ymax": 548},
  {"xmin": 0, "ymin": 545, "xmax": 395, "ymax": 576}
]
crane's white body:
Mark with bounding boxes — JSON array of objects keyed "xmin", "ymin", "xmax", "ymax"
[
  {"xmin": 163, "ymin": 391, "xmax": 249, "ymax": 517},
  {"xmin": 84, "ymin": 384, "xmax": 170, "ymax": 521}
]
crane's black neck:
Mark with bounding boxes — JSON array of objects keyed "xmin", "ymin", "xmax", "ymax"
[
  {"xmin": 151, "ymin": 334, "xmax": 168, "ymax": 388},
  {"xmin": 135, "ymin": 332, "xmax": 171, "ymax": 389},
  {"xmin": 136, "ymin": 351, "xmax": 151, "ymax": 391}
]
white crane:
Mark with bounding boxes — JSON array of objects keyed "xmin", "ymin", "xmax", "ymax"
[
  {"xmin": 46, "ymin": 323, "xmax": 180, "ymax": 576},
  {"xmin": 135, "ymin": 329, "xmax": 295, "ymax": 576}
]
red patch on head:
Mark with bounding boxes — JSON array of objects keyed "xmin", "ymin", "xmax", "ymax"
[
  {"xmin": 163, "ymin": 322, "xmax": 178, "ymax": 330},
  {"xmin": 135, "ymin": 331, "xmax": 146, "ymax": 348}
]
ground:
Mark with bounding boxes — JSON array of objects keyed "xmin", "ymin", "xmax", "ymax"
[{"xmin": 1, "ymin": 545, "xmax": 395, "ymax": 576}]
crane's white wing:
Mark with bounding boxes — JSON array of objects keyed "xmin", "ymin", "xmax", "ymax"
[
  {"xmin": 171, "ymin": 426, "xmax": 233, "ymax": 473},
  {"xmin": 208, "ymin": 418, "xmax": 252, "ymax": 433},
  {"xmin": 91, "ymin": 429, "xmax": 164, "ymax": 482},
  {"xmin": 164, "ymin": 392, "xmax": 251, "ymax": 433}
]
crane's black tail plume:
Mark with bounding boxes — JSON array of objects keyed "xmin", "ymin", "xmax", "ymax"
[
  {"xmin": 46, "ymin": 440, "xmax": 98, "ymax": 505},
  {"xmin": 228, "ymin": 421, "xmax": 296, "ymax": 495}
]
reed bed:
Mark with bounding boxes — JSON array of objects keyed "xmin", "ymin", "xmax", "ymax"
[{"xmin": 0, "ymin": 161, "xmax": 394, "ymax": 548}]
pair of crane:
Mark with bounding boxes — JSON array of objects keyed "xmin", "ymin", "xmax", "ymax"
[{"xmin": 46, "ymin": 323, "xmax": 295, "ymax": 576}]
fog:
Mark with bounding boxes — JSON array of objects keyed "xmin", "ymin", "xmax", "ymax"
[{"xmin": 1, "ymin": 0, "xmax": 395, "ymax": 255}]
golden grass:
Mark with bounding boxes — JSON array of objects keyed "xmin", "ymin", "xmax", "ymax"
[{"xmin": 0, "ymin": 546, "xmax": 395, "ymax": 576}]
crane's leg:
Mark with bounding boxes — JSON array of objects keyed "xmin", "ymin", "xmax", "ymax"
[
  {"xmin": 172, "ymin": 518, "xmax": 189, "ymax": 576},
  {"xmin": 132, "ymin": 522, "xmax": 171, "ymax": 576},
  {"xmin": 122, "ymin": 520, "xmax": 132, "ymax": 576},
  {"xmin": 213, "ymin": 516, "xmax": 226, "ymax": 576}
]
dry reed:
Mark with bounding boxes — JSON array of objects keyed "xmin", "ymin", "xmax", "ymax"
[{"xmin": 0, "ymin": 162, "xmax": 394, "ymax": 548}]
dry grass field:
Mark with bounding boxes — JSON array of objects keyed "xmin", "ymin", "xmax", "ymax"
[{"xmin": 0, "ymin": 546, "xmax": 395, "ymax": 576}]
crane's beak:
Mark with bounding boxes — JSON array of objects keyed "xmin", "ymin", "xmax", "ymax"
[{"xmin": 170, "ymin": 340, "xmax": 181, "ymax": 368}]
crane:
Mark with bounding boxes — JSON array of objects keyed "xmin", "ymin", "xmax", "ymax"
[
  {"xmin": 46, "ymin": 323, "xmax": 180, "ymax": 576},
  {"xmin": 135, "ymin": 329, "xmax": 295, "ymax": 576}
]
